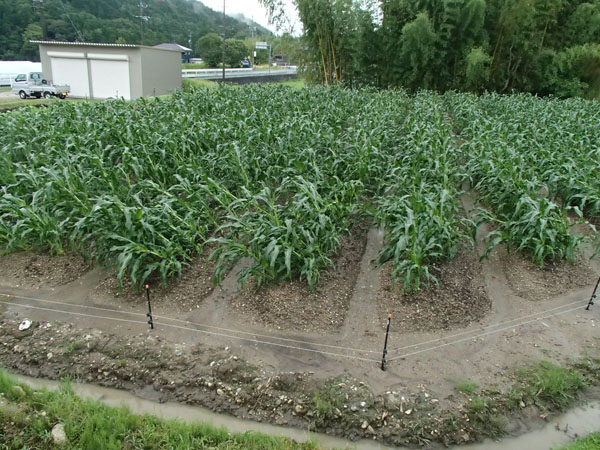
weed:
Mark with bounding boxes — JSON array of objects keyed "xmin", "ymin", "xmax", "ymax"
[{"xmin": 455, "ymin": 380, "xmax": 479, "ymax": 394}]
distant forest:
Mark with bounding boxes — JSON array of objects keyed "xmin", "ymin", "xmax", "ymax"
[{"xmin": 0, "ymin": 0, "xmax": 272, "ymax": 61}]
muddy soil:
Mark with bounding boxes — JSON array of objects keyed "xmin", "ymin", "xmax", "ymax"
[
  {"xmin": 499, "ymin": 249, "xmax": 595, "ymax": 302},
  {"xmin": 377, "ymin": 248, "xmax": 490, "ymax": 332},
  {"xmin": 93, "ymin": 248, "xmax": 218, "ymax": 313},
  {"xmin": 0, "ymin": 252, "xmax": 91, "ymax": 289},
  {"xmin": 0, "ymin": 317, "xmax": 457, "ymax": 446},
  {"xmin": 229, "ymin": 226, "xmax": 368, "ymax": 333}
]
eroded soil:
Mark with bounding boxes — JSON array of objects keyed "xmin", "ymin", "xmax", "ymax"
[
  {"xmin": 377, "ymin": 248, "xmax": 490, "ymax": 332},
  {"xmin": 93, "ymin": 247, "xmax": 218, "ymax": 313},
  {"xmin": 0, "ymin": 252, "xmax": 91, "ymax": 289},
  {"xmin": 229, "ymin": 225, "xmax": 368, "ymax": 333},
  {"xmin": 0, "ymin": 232, "xmax": 599, "ymax": 448},
  {"xmin": 499, "ymin": 250, "xmax": 595, "ymax": 302}
]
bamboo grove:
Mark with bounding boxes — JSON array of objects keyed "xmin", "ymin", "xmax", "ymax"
[
  {"xmin": 0, "ymin": 85, "xmax": 598, "ymax": 292},
  {"xmin": 262, "ymin": 0, "xmax": 600, "ymax": 99}
]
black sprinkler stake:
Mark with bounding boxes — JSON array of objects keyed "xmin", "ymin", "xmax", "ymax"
[
  {"xmin": 586, "ymin": 276, "xmax": 600, "ymax": 311},
  {"xmin": 381, "ymin": 314, "xmax": 391, "ymax": 371},
  {"xmin": 145, "ymin": 284, "xmax": 154, "ymax": 329}
]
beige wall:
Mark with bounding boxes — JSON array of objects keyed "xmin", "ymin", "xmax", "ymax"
[
  {"xmin": 38, "ymin": 43, "xmax": 181, "ymax": 100},
  {"xmin": 140, "ymin": 47, "xmax": 182, "ymax": 97}
]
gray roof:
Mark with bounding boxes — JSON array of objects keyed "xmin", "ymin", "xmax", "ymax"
[
  {"xmin": 153, "ymin": 43, "xmax": 192, "ymax": 52},
  {"xmin": 30, "ymin": 40, "xmax": 181, "ymax": 52}
]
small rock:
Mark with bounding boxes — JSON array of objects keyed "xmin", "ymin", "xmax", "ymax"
[
  {"xmin": 367, "ymin": 425, "xmax": 375, "ymax": 435},
  {"xmin": 51, "ymin": 423, "xmax": 67, "ymax": 445},
  {"xmin": 350, "ymin": 405, "xmax": 359, "ymax": 412},
  {"xmin": 47, "ymin": 352, "xmax": 53, "ymax": 360},
  {"xmin": 216, "ymin": 389, "xmax": 224, "ymax": 396},
  {"xmin": 360, "ymin": 401, "xmax": 367, "ymax": 408},
  {"xmin": 295, "ymin": 405, "xmax": 305, "ymax": 414},
  {"xmin": 405, "ymin": 409, "xmax": 412, "ymax": 415},
  {"xmin": 520, "ymin": 400, "xmax": 526, "ymax": 408},
  {"xmin": 13, "ymin": 345, "xmax": 24, "ymax": 354},
  {"xmin": 361, "ymin": 421, "xmax": 369, "ymax": 430}
]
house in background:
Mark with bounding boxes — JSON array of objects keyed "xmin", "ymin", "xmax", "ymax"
[
  {"xmin": 32, "ymin": 40, "xmax": 182, "ymax": 100},
  {"xmin": 153, "ymin": 43, "xmax": 192, "ymax": 63}
]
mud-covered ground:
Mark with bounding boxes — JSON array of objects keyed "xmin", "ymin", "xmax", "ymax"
[{"xmin": 0, "ymin": 225, "xmax": 599, "ymax": 447}]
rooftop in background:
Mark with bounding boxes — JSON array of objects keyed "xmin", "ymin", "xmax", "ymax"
[
  {"xmin": 153, "ymin": 43, "xmax": 192, "ymax": 53},
  {"xmin": 29, "ymin": 41, "xmax": 180, "ymax": 52}
]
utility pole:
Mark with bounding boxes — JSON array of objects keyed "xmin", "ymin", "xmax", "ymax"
[
  {"xmin": 135, "ymin": 0, "xmax": 149, "ymax": 45},
  {"xmin": 32, "ymin": 0, "xmax": 48, "ymax": 39},
  {"xmin": 222, "ymin": 0, "xmax": 226, "ymax": 81}
]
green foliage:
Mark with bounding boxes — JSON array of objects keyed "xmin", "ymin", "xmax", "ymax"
[
  {"xmin": 561, "ymin": 433, "xmax": 600, "ymax": 450},
  {"xmin": 0, "ymin": 86, "xmax": 597, "ymax": 293},
  {"xmin": 511, "ymin": 361, "xmax": 585, "ymax": 410},
  {"xmin": 465, "ymin": 47, "xmax": 491, "ymax": 92},
  {"xmin": 455, "ymin": 380, "xmax": 479, "ymax": 394},
  {"xmin": 0, "ymin": 370, "xmax": 316, "ymax": 450},
  {"xmin": 0, "ymin": 0, "xmax": 272, "ymax": 60},
  {"xmin": 195, "ymin": 33, "xmax": 223, "ymax": 67},
  {"xmin": 225, "ymin": 39, "xmax": 250, "ymax": 67}
]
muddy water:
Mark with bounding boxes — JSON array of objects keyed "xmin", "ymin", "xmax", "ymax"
[
  {"xmin": 11, "ymin": 373, "xmax": 600, "ymax": 450},
  {"xmin": 12, "ymin": 373, "xmax": 397, "ymax": 450}
]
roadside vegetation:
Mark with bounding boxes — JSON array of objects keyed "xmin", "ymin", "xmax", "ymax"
[{"xmin": 0, "ymin": 370, "xmax": 316, "ymax": 450}]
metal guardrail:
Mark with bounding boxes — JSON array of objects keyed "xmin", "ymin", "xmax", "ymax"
[{"xmin": 182, "ymin": 67, "xmax": 297, "ymax": 80}]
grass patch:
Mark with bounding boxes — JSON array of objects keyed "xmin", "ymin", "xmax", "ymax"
[
  {"xmin": 275, "ymin": 78, "xmax": 305, "ymax": 89},
  {"xmin": 560, "ymin": 432, "xmax": 600, "ymax": 450},
  {"xmin": 0, "ymin": 87, "xmax": 10, "ymax": 93},
  {"xmin": 182, "ymin": 78, "xmax": 219, "ymax": 90},
  {"xmin": 455, "ymin": 380, "xmax": 479, "ymax": 394},
  {"xmin": 510, "ymin": 361, "xmax": 585, "ymax": 410},
  {"xmin": 0, "ymin": 370, "xmax": 317, "ymax": 450},
  {"xmin": 182, "ymin": 62, "xmax": 208, "ymax": 69}
]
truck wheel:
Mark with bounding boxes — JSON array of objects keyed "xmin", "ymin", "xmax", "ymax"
[
  {"xmin": 43, "ymin": 92, "xmax": 52, "ymax": 99},
  {"xmin": 19, "ymin": 91, "xmax": 27, "ymax": 99},
  {"xmin": 58, "ymin": 94, "xmax": 66, "ymax": 99}
]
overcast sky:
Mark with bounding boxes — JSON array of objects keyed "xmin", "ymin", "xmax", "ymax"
[{"xmin": 200, "ymin": 0, "xmax": 300, "ymax": 35}]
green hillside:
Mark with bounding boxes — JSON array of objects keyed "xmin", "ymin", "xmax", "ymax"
[{"xmin": 0, "ymin": 0, "xmax": 272, "ymax": 61}]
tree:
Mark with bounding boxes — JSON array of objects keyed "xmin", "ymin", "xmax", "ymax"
[
  {"xmin": 225, "ymin": 39, "xmax": 248, "ymax": 66},
  {"xmin": 196, "ymin": 33, "xmax": 223, "ymax": 67},
  {"xmin": 22, "ymin": 24, "xmax": 43, "ymax": 61}
]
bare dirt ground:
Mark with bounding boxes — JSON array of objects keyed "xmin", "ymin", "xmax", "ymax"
[
  {"xmin": 0, "ymin": 229, "xmax": 599, "ymax": 447},
  {"xmin": 229, "ymin": 225, "xmax": 368, "ymax": 333},
  {"xmin": 0, "ymin": 251, "xmax": 91, "ymax": 289},
  {"xmin": 499, "ymin": 250, "xmax": 595, "ymax": 302},
  {"xmin": 377, "ymin": 248, "xmax": 490, "ymax": 332},
  {"xmin": 93, "ymin": 247, "xmax": 218, "ymax": 313}
]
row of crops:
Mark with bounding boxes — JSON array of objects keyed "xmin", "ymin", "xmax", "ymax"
[
  {"xmin": 445, "ymin": 92, "xmax": 600, "ymax": 264},
  {"xmin": 0, "ymin": 86, "xmax": 598, "ymax": 292}
]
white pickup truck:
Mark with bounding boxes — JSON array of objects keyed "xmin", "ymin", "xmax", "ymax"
[{"xmin": 11, "ymin": 72, "xmax": 70, "ymax": 99}]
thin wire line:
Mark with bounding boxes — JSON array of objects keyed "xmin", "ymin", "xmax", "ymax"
[
  {"xmin": 0, "ymin": 301, "xmax": 380, "ymax": 363},
  {"xmin": 0, "ymin": 292, "xmax": 378, "ymax": 354},
  {"xmin": 388, "ymin": 298, "xmax": 584, "ymax": 353},
  {"xmin": 388, "ymin": 303, "xmax": 588, "ymax": 363}
]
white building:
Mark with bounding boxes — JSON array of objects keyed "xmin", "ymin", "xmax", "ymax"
[{"xmin": 32, "ymin": 40, "xmax": 182, "ymax": 100}]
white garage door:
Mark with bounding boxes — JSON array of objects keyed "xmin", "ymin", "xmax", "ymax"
[
  {"xmin": 90, "ymin": 59, "xmax": 131, "ymax": 100},
  {"xmin": 50, "ymin": 57, "xmax": 90, "ymax": 98}
]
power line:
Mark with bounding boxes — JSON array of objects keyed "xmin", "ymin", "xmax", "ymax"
[{"xmin": 57, "ymin": 0, "xmax": 85, "ymax": 42}]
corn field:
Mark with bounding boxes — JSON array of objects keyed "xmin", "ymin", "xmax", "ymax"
[{"xmin": 0, "ymin": 86, "xmax": 598, "ymax": 292}]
